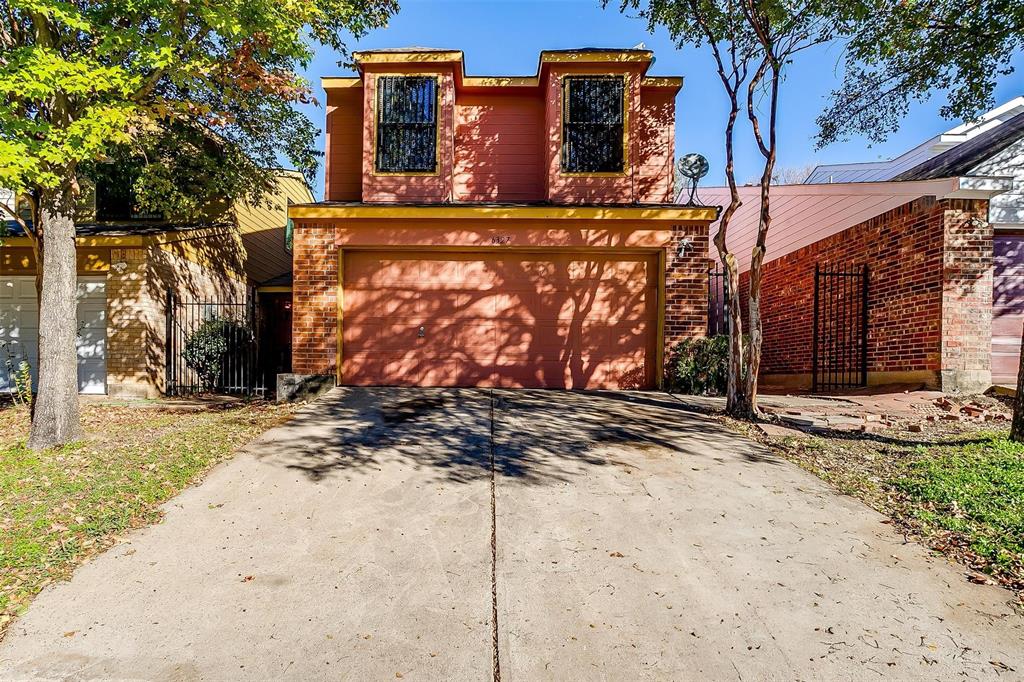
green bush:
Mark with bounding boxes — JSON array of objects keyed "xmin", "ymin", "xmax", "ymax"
[
  {"xmin": 182, "ymin": 317, "xmax": 250, "ymax": 392},
  {"xmin": 665, "ymin": 335, "xmax": 731, "ymax": 395}
]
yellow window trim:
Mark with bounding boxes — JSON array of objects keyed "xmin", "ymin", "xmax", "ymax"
[
  {"xmin": 288, "ymin": 204, "xmax": 719, "ymax": 222},
  {"xmin": 371, "ymin": 74, "xmax": 442, "ymax": 177},
  {"xmin": 256, "ymin": 285, "xmax": 292, "ymax": 293},
  {"xmin": 559, "ymin": 74, "xmax": 630, "ymax": 178}
]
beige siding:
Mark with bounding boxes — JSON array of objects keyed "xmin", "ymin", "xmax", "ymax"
[{"xmin": 233, "ymin": 171, "xmax": 314, "ymax": 285}]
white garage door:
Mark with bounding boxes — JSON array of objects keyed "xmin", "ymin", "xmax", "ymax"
[{"xmin": 0, "ymin": 276, "xmax": 107, "ymax": 394}]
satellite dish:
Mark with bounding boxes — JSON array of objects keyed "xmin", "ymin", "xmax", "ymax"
[{"xmin": 678, "ymin": 153, "xmax": 709, "ymax": 206}]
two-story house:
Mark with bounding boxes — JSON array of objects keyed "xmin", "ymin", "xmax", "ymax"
[
  {"xmin": 1, "ymin": 169, "xmax": 312, "ymax": 398},
  {"xmin": 288, "ymin": 47, "xmax": 718, "ymax": 391}
]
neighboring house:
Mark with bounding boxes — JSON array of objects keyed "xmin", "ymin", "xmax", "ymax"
[
  {"xmin": 0, "ymin": 170, "xmax": 313, "ymax": 398},
  {"xmin": 696, "ymin": 101, "xmax": 1024, "ymax": 392},
  {"xmin": 287, "ymin": 47, "xmax": 718, "ymax": 390}
]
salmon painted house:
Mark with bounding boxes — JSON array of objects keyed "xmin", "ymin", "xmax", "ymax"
[{"xmin": 287, "ymin": 48, "xmax": 717, "ymax": 390}]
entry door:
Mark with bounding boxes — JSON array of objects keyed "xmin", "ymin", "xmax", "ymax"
[
  {"xmin": 0, "ymin": 276, "xmax": 107, "ymax": 394},
  {"xmin": 342, "ymin": 250, "xmax": 659, "ymax": 390}
]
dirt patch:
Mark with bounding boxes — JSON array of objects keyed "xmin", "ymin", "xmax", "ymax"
[{"xmin": 734, "ymin": 395, "xmax": 1023, "ymax": 607}]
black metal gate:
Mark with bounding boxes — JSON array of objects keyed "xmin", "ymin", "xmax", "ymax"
[
  {"xmin": 812, "ymin": 264, "xmax": 868, "ymax": 392},
  {"xmin": 165, "ymin": 292, "xmax": 264, "ymax": 397},
  {"xmin": 708, "ymin": 268, "xmax": 730, "ymax": 336}
]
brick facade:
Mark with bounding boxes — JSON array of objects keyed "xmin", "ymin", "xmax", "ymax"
[
  {"xmin": 106, "ymin": 243, "xmax": 246, "ymax": 398},
  {"xmin": 740, "ymin": 197, "xmax": 992, "ymax": 391},
  {"xmin": 291, "ymin": 224, "xmax": 338, "ymax": 376},
  {"xmin": 291, "ymin": 218, "xmax": 710, "ymax": 386},
  {"xmin": 664, "ymin": 224, "xmax": 710, "ymax": 347}
]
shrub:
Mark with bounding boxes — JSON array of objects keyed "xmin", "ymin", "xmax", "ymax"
[
  {"xmin": 182, "ymin": 317, "xmax": 250, "ymax": 392},
  {"xmin": 665, "ymin": 335, "xmax": 730, "ymax": 395},
  {"xmin": 1, "ymin": 340, "xmax": 32, "ymax": 407}
]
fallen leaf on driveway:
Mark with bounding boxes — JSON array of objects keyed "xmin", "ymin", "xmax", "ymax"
[
  {"xmin": 241, "ymin": 575, "xmax": 255, "ymax": 582},
  {"xmin": 609, "ymin": 551, "xmax": 624, "ymax": 558}
]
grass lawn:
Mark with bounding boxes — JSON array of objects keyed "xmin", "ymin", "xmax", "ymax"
[
  {"xmin": 0, "ymin": 400, "xmax": 296, "ymax": 637},
  {"xmin": 760, "ymin": 424, "xmax": 1024, "ymax": 601}
]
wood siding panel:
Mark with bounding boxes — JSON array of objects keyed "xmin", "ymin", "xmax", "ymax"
[
  {"xmin": 234, "ymin": 172, "xmax": 314, "ymax": 284},
  {"xmin": 361, "ymin": 67, "xmax": 456, "ymax": 203},
  {"xmin": 325, "ymin": 87, "xmax": 364, "ymax": 201},
  {"xmin": 635, "ymin": 89, "xmax": 675, "ymax": 203},
  {"xmin": 993, "ymin": 234, "xmax": 1024, "ymax": 382},
  {"xmin": 454, "ymin": 93, "xmax": 544, "ymax": 202}
]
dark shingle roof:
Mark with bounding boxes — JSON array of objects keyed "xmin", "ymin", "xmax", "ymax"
[
  {"xmin": 894, "ymin": 111, "xmax": 1024, "ymax": 181},
  {"xmin": 2, "ymin": 221, "xmax": 226, "ymax": 238}
]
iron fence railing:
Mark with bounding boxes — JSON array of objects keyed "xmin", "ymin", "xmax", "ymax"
[
  {"xmin": 812, "ymin": 263, "xmax": 869, "ymax": 392},
  {"xmin": 165, "ymin": 292, "xmax": 264, "ymax": 397}
]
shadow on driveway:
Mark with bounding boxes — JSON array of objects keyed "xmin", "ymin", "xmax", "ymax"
[{"xmin": 253, "ymin": 387, "xmax": 778, "ymax": 485}]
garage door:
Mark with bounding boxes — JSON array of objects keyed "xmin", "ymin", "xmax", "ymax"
[
  {"xmin": 0, "ymin": 276, "xmax": 107, "ymax": 394},
  {"xmin": 993, "ymin": 235, "xmax": 1024, "ymax": 384},
  {"xmin": 341, "ymin": 251, "xmax": 659, "ymax": 389}
]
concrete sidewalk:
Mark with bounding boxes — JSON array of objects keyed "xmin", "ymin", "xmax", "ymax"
[{"xmin": 0, "ymin": 388, "xmax": 1021, "ymax": 680}]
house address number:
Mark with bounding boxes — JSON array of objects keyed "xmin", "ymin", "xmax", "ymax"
[{"xmin": 491, "ymin": 235, "xmax": 512, "ymax": 245}]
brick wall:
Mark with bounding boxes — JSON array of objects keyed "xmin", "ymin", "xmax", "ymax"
[
  {"xmin": 940, "ymin": 200, "xmax": 993, "ymax": 391},
  {"xmin": 291, "ymin": 224, "xmax": 338, "ymax": 376},
  {"xmin": 664, "ymin": 223, "xmax": 710, "ymax": 347},
  {"xmin": 739, "ymin": 197, "xmax": 992, "ymax": 391},
  {"xmin": 106, "ymin": 243, "xmax": 246, "ymax": 398}
]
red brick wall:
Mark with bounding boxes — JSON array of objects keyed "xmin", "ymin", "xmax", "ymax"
[
  {"xmin": 665, "ymin": 224, "xmax": 710, "ymax": 346},
  {"xmin": 738, "ymin": 197, "xmax": 991, "ymax": 389},
  {"xmin": 940, "ymin": 200, "xmax": 993, "ymax": 389},
  {"xmin": 292, "ymin": 224, "xmax": 338, "ymax": 376}
]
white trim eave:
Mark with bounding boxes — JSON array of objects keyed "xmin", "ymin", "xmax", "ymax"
[{"xmin": 947, "ymin": 175, "xmax": 1015, "ymax": 199}]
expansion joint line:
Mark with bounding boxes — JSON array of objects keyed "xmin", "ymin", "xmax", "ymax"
[{"xmin": 489, "ymin": 389, "xmax": 501, "ymax": 682}]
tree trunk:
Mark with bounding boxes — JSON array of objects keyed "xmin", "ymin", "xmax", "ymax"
[
  {"xmin": 1011, "ymin": 323, "xmax": 1024, "ymax": 442},
  {"xmin": 27, "ymin": 185, "xmax": 82, "ymax": 450},
  {"xmin": 741, "ymin": 247, "xmax": 766, "ymax": 419},
  {"xmin": 720, "ymin": 252, "xmax": 745, "ymax": 414}
]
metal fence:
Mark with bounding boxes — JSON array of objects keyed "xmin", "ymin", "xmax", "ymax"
[
  {"xmin": 707, "ymin": 269, "xmax": 731, "ymax": 337},
  {"xmin": 812, "ymin": 264, "xmax": 869, "ymax": 392},
  {"xmin": 165, "ymin": 292, "xmax": 264, "ymax": 397}
]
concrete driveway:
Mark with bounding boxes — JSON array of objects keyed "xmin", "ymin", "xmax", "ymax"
[{"xmin": 1, "ymin": 388, "xmax": 1021, "ymax": 680}]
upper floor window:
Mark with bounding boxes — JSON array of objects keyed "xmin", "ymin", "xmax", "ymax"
[
  {"xmin": 93, "ymin": 164, "xmax": 163, "ymax": 221},
  {"xmin": 561, "ymin": 76, "xmax": 626, "ymax": 174},
  {"xmin": 375, "ymin": 76, "xmax": 438, "ymax": 173}
]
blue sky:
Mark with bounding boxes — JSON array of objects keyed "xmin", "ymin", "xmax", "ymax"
[{"xmin": 295, "ymin": 0, "xmax": 1024, "ymax": 198}]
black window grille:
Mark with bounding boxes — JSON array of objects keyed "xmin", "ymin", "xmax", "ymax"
[
  {"xmin": 375, "ymin": 76, "xmax": 438, "ymax": 173},
  {"xmin": 561, "ymin": 76, "xmax": 626, "ymax": 173}
]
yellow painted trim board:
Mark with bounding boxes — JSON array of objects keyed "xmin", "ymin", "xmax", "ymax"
[
  {"xmin": 1, "ymin": 235, "xmax": 146, "ymax": 247},
  {"xmin": 336, "ymin": 249, "xmax": 345, "ymax": 386},
  {"xmin": 656, "ymin": 248, "xmax": 666, "ymax": 390},
  {"xmin": 322, "ymin": 77, "xmax": 363, "ymax": 89},
  {"xmin": 289, "ymin": 204, "xmax": 719, "ymax": 222},
  {"xmin": 355, "ymin": 51, "xmax": 463, "ymax": 64},
  {"xmin": 641, "ymin": 77, "xmax": 683, "ymax": 89},
  {"xmin": 256, "ymin": 286, "xmax": 292, "ymax": 293}
]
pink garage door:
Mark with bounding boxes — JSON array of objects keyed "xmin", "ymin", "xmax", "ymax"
[
  {"xmin": 993, "ymin": 235, "xmax": 1024, "ymax": 384},
  {"xmin": 342, "ymin": 250, "xmax": 659, "ymax": 389}
]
